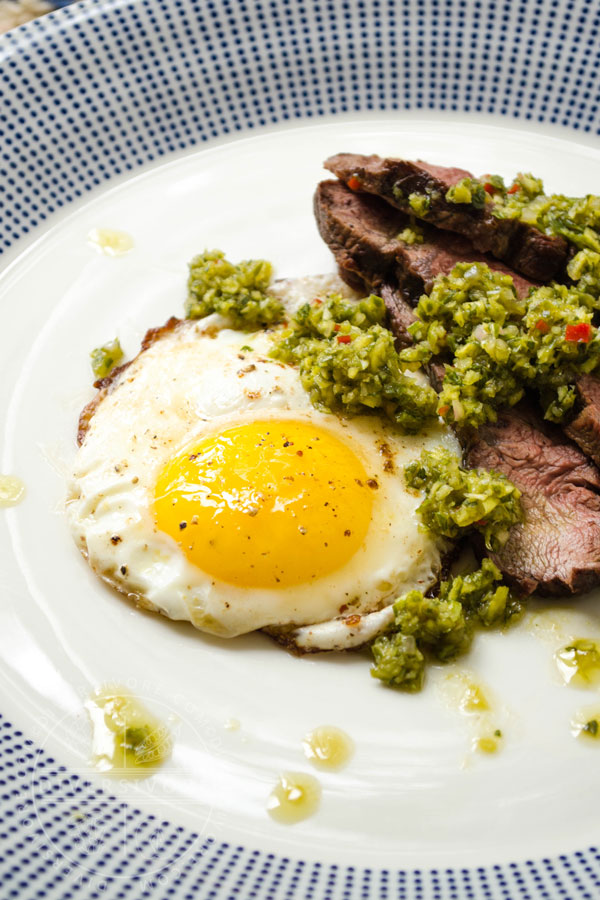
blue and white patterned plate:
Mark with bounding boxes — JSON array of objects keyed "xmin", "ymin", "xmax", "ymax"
[{"xmin": 3, "ymin": 2, "xmax": 600, "ymax": 898}]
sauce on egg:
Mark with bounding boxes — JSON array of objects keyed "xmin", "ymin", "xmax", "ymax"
[
  {"xmin": 85, "ymin": 687, "xmax": 172, "ymax": 776},
  {"xmin": 267, "ymin": 772, "xmax": 321, "ymax": 824},
  {"xmin": 0, "ymin": 475, "xmax": 26, "ymax": 507},
  {"xmin": 302, "ymin": 726, "xmax": 354, "ymax": 770},
  {"xmin": 88, "ymin": 227, "xmax": 134, "ymax": 256},
  {"xmin": 153, "ymin": 420, "xmax": 375, "ymax": 588}
]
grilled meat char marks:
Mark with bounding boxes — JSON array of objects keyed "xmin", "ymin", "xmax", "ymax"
[
  {"xmin": 314, "ymin": 178, "xmax": 600, "ymax": 596},
  {"xmin": 324, "ymin": 153, "xmax": 569, "ymax": 282}
]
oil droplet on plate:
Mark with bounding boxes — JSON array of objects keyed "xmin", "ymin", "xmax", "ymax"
[
  {"xmin": 0, "ymin": 475, "xmax": 26, "ymax": 507},
  {"xmin": 555, "ymin": 639, "xmax": 600, "ymax": 687},
  {"xmin": 267, "ymin": 772, "xmax": 321, "ymax": 824},
  {"xmin": 571, "ymin": 707, "xmax": 600, "ymax": 742},
  {"xmin": 438, "ymin": 670, "xmax": 504, "ymax": 758},
  {"xmin": 85, "ymin": 686, "xmax": 172, "ymax": 777},
  {"xmin": 88, "ymin": 227, "xmax": 134, "ymax": 257},
  {"xmin": 472, "ymin": 729, "xmax": 503, "ymax": 755},
  {"xmin": 302, "ymin": 725, "xmax": 354, "ymax": 770}
]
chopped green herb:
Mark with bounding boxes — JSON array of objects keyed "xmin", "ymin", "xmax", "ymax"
[
  {"xmin": 583, "ymin": 719, "xmax": 599, "ymax": 737},
  {"xmin": 397, "ymin": 225, "xmax": 424, "ymax": 245},
  {"xmin": 186, "ymin": 249, "xmax": 283, "ymax": 327},
  {"xmin": 90, "ymin": 338, "xmax": 124, "ymax": 380},
  {"xmin": 401, "ymin": 255, "xmax": 600, "ymax": 427},
  {"xmin": 370, "ymin": 560, "xmax": 523, "ymax": 691},
  {"xmin": 370, "ymin": 632, "xmax": 425, "ymax": 691},
  {"xmin": 445, "ymin": 177, "xmax": 487, "ymax": 209},
  {"xmin": 408, "ymin": 192, "xmax": 432, "ymax": 217},
  {"xmin": 404, "ymin": 447, "xmax": 522, "ymax": 553},
  {"xmin": 270, "ymin": 294, "xmax": 438, "ymax": 433},
  {"xmin": 489, "ymin": 172, "xmax": 600, "ymax": 251}
]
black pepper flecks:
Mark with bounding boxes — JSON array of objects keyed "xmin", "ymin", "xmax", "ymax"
[
  {"xmin": 179, "ymin": 521, "xmax": 187, "ymax": 530},
  {"xmin": 111, "ymin": 535, "xmax": 122, "ymax": 545}
]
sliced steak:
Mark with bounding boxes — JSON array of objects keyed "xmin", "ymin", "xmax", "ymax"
[
  {"xmin": 377, "ymin": 282, "xmax": 417, "ymax": 350},
  {"xmin": 315, "ymin": 180, "xmax": 600, "ymax": 597},
  {"xmin": 314, "ymin": 180, "xmax": 535, "ymax": 301},
  {"xmin": 466, "ymin": 405, "xmax": 600, "ymax": 596},
  {"xmin": 564, "ymin": 373, "xmax": 600, "ymax": 469},
  {"xmin": 324, "ymin": 153, "xmax": 569, "ymax": 282}
]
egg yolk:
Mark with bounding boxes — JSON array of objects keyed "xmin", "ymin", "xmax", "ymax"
[{"xmin": 153, "ymin": 420, "xmax": 375, "ymax": 588}]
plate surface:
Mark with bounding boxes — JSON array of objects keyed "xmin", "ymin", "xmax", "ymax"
[{"xmin": 3, "ymin": 2, "xmax": 600, "ymax": 899}]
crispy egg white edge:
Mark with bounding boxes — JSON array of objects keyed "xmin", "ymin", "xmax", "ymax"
[{"xmin": 67, "ymin": 273, "xmax": 460, "ymax": 649}]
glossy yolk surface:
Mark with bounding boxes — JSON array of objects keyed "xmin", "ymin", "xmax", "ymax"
[{"xmin": 153, "ymin": 419, "xmax": 374, "ymax": 588}]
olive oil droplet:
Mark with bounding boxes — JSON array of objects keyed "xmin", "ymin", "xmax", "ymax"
[
  {"xmin": 555, "ymin": 639, "xmax": 600, "ymax": 687},
  {"xmin": 302, "ymin": 726, "xmax": 354, "ymax": 770},
  {"xmin": 267, "ymin": 772, "xmax": 321, "ymax": 824},
  {"xmin": 0, "ymin": 475, "xmax": 25, "ymax": 508},
  {"xmin": 88, "ymin": 228, "xmax": 134, "ymax": 257},
  {"xmin": 571, "ymin": 707, "xmax": 600, "ymax": 742},
  {"xmin": 85, "ymin": 686, "xmax": 171, "ymax": 777},
  {"xmin": 438, "ymin": 671, "xmax": 504, "ymax": 757}
]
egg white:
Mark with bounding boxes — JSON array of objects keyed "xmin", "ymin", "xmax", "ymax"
[{"xmin": 67, "ymin": 275, "xmax": 460, "ymax": 646}]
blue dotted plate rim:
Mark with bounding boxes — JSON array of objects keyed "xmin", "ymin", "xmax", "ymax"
[{"xmin": 3, "ymin": 1, "xmax": 600, "ymax": 896}]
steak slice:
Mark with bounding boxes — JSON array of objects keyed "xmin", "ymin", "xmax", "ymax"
[
  {"xmin": 324, "ymin": 153, "xmax": 569, "ymax": 282},
  {"xmin": 315, "ymin": 180, "xmax": 600, "ymax": 597},
  {"xmin": 314, "ymin": 180, "xmax": 535, "ymax": 301},
  {"xmin": 466, "ymin": 405, "xmax": 600, "ymax": 596},
  {"xmin": 564, "ymin": 373, "xmax": 600, "ymax": 469}
]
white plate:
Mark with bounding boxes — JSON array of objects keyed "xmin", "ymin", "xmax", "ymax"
[{"xmin": 2, "ymin": 118, "xmax": 600, "ymax": 879}]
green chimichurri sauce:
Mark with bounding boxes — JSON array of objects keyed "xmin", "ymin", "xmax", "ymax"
[
  {"xmin": 270, "ymin": 292, "xmax": 438, "ymax": 433},
  {"xmin": 370, "ymin": 559, "xmax": 523, "ymax": 692},
  {"xmin": 186, "ymin": 249, "xmax": 283, "ymax": 327},
  {"xmin": 90, "ymin": 337, "xmax": 124, "ymax": 380},
  {"xmin": 404, "ymin": 446, "xmax": 522, "ymax": 553},
  {"xmin": 401, "ymin": 253, "xmax": 600, "ymax": 427}
]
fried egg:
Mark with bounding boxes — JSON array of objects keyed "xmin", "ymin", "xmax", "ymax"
[{"xmin": 67, "ymin": 275, "xmax": 459, "ymax": 650}]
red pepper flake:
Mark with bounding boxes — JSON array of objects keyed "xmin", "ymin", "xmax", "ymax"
[
  {"xmin": 483, "ymin": 182, "xmax": 495, "ymax": 195},
  {"xmin": 347, "ymin": 175, "xmax": 362, "ymax": 191},
  {"xmin": 565, "ymin": 322, "xmax": 592, "ymax": 343},
  {"xmin": 334, "ymin": 323, "xmax": 341, "ymax": 332},
  {"xmin": 313, "ymin": 298, "xmax": 322, "ymax": 306},
  {"xmin": 437, "ymin": 404, "xmax": 450, "ymax": 416},
  {"xmin": 337, "ymin": 334, "xmax": 352, "ymax": 344},
  {"xmin": 534, "ymin": 319, "xmax": 550, "ymax": 334},
  {"xmin": 507, "ymin": 183, "xmax": 520, "ymax": 194},
  {"xmin": 476, "ymin": 519, "xmax": 488, "ymax": 527}
]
